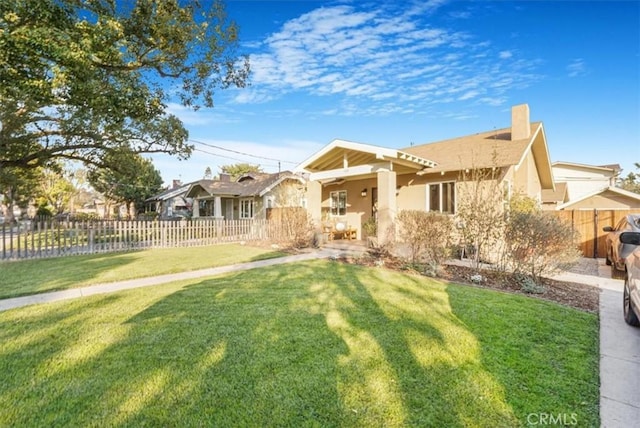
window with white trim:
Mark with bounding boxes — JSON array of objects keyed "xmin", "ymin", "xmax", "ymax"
[
  {"xmin": 330, "ymin": 190, "xmax": 347, "ymax": 216},
  {"xmin": 240, "ymin": 199, "xmax": 254, "ymax": 219},
  {"xmin": 427, "ymin": 182, "xmax": 455, "ymax": 214}
]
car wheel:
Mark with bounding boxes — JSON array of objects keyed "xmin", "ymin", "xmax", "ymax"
[
  {"xmin": 611, "ymin": 259, "xmax": 625, "ymax": 280},
  {"xmin": 623, "ymin": 276, "xmax": 640, "ymax": 327}
]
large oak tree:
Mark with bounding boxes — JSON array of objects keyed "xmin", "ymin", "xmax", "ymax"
[{"xmin": 0, "ymin": 0, "xmax": 249, "ymax": 171}]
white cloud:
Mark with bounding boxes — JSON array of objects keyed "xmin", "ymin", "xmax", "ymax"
[
  {"xmin": 567, "ymin": 58, "xmax": 586, "ymax": 77},
  {"xmin": 238, "ymin": 2, "xmax": 541, "ymax": 115}
]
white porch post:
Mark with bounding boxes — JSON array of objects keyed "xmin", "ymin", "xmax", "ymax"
[
  {"xmin": 214, "ymin": 196, "xmax": 223, "ymax": 219},
  {"xmin": 377, "ymin": 169, "xmax": 396, "ymax": 244},
  {"xmin": 192, "ymin": 199, "xmax": 200, "ymax": 218}
]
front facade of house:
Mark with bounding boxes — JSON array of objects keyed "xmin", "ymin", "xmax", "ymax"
[
  {"xmin": 185, "ymin": 172, "xmax": 306, "ymax": 220},
  {"xmin": 298, "ymin": 104, "xmax": 555, "ymax": 242}
]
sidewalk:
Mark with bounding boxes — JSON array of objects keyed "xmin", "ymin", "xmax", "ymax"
[
  {"xmin": 591, "ymin": 261, "xmax": 640, "ymax": 426},
  {"xmin": 553, "ymin": 259, "xmax": 640, "ymax": 426},
  {"xmin": 0, "ymin": 247, "xmax": 359, "ymax": 312}
]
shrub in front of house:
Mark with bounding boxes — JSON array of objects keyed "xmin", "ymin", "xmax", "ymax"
[
  {"xmin": 397, "ymin": 210, "xmax": 453, "ymax": 275},
  {"xmin": 504, "ymin": 211, "xmax": 581, "ymax": 284}
]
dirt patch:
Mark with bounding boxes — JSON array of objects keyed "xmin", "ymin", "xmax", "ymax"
[{"xmin": 332, "ymin": 252, "xmax": 600, "ymax": 314}]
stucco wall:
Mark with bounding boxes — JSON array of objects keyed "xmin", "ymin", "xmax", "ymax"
[
  {"xmin": 552, "ymin": 165, "xmax": 614, "ymax": 201},
  {"xmin": 513, "ymin": 151, "xmax": 542, "ymax": 200}
]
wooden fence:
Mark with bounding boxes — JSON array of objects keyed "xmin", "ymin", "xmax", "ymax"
[
  {"xmin": 551, "ymin": 209, "xmax": 640, "ymax": 258},
  {"xmin": 0, "ymin": 218, "xmax": 293, "ymax": 261}
]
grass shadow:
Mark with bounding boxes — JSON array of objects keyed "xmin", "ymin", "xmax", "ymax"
[
  {"xmin": 0, "ymin": 260, "xmax": 599, "ymax": 426},
  {"xmin": 446, "ymin": 282, "xmax": 600, "ymax": 426}
]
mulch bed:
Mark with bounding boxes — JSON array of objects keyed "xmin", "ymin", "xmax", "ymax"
[{"xmin": 332, "ymin": 252, "xmax": 600, "ymax": 314}]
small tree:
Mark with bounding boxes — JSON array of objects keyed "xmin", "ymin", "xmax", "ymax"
[
  {"xmin": 619, "ymin": 162, "xmax": 640, "ymax": 194},
  {"xmin": 456, "ymin": 164, "xmax": 506, "ymax": 269},
  {"xmin": 220, "ymin": 163, "xmax": 263, "ymax": 180},
  {"xmin": 397, "ymin": 210, "xmax": 453, "ymax": 274}
]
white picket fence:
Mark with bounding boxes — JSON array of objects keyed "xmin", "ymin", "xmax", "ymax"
[{"xmin": 0, "ymin": 218, "xmax": 285, "ymax": 260}]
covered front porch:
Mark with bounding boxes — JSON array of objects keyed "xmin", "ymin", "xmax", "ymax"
[{"xmin": 297, "ymin": 139, "xmax": 437, "ymax": 243}]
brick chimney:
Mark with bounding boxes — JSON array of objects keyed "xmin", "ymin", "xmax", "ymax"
[
  {"xmin": 172, "ymin": 179, "xmax": 182, "ymax": 189},
  {"xmin": 219, "ymin": 173, "xmax": 231, "ymax": 182},
  {"xmin": 511, "ymin": 104, "xmax": 531, "ymax": 141}
]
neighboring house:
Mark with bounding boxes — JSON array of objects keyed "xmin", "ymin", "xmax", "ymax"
[
  {"xmin": 185, "ymin": 171, "xmax": 306, "ymax": 220},
  {"xmin": 145, "ymin": 180, "xmax": 193, "ymax": 219},
  {"xmin": 297, "ymin": 104, "xmax": 555, "ymax": 242},
  {"xmin": 555, "ymin": 186, "xmax": 640, "ymax": 210},
  {"xmin": 543, "ymin": 161, "xmax": 640, "ymax": 209},
  {"xmin": 541, "ymin": 182, "xmax": 569, "ymax": 210}
]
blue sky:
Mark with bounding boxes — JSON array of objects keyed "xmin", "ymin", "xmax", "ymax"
[{"xmin": 153, "ymin": 0, "xmax": 640, "ymax": 185}]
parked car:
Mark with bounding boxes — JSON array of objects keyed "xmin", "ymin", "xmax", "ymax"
[
  {"xmin": 603, "ymin": 214, "xmax": 640, "ymax": 272},
  {"xmin": 619, "ymin": 231, "xmax": 640, "ymax": 326}
]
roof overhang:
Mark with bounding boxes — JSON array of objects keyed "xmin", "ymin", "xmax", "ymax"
[
  {"xmin": 516, "ymin": 123, "xmax": 554, "ymax": 190},
  {"xmin": 296, "ymin": 139, "xmax": 436, "ymax": 181},
  {"xmin": 258, "ymin": 174, "xmax": 306, "ymax": 197}
]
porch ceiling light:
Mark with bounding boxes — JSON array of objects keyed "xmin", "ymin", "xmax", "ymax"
[{"xmin": 361, "ymin": 188, "xmax": 367, "ymax": 197}]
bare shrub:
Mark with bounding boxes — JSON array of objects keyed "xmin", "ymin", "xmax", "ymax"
[
  {"xmin": 504, "ymin": 211, "xmax": 581, "ymax": 284},
  {"xmin": 271, "ymin": 207, "xmax": 314, "ymax": 248},
  {"xmin": 397, "ymin": 210, "xmax": 453, "ymax": 272}
]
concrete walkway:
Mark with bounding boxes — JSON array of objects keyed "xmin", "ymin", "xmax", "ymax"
[
  {"xmin": 1, "ymin": 252, "xmax": 639, "ymax": 426},
  {"xmin": 591, "ymin": 261, "xmax": 640, "ymax": 426},
  {"xmin": 553, "ymin": 259, "xmax": 640, "ymax": 426},
  {"xmin": 0, "ymin": 247, "xmax": 357, "ymax": 312}
]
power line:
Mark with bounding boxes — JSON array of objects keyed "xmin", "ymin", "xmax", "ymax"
[
  {"xmin": 189, "ymin": 139, "xmax": 299, "ymax": 165},
  {"xmin": 193, "ymin": 147, "xmax": 280, "ymax": 169}
]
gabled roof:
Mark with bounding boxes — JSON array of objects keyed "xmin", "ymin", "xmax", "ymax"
[
  {"xmin": 542, "ymin": 182, "xmax": 569, "ymax": 204},
  {"xmin": 402, "ymin": 122, "xmax": 553, "ymax": 188},
  {"xmin": 184, "ymin": 171, "xmax": 304, "ymax": 199},
  {"xmin": 145, "ymin": 183, "xmax": 191, "ymax": 202},
  {"xmin": 296, "ymin": 139, "xmax": 437, "ymax": 176},
  {"xmin": 556, "ymin": 186, "xmax": 640, "ymax": 210}
]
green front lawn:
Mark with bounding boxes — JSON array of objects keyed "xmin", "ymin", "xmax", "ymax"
[
  {"xmin": 0, "ymin": 260, "xmax": 599, "ymax": 427},
  {"xmin": 0, "ymin": 244, "xmax": 284, "ymax": 299}
]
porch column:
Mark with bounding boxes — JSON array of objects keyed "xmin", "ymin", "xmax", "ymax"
[
  {"xmin": 305, "ymin": 180, "xmax": 323, "ymax": 239},
  {"xmin": 192, "ymin": 199, "xmax": 200, "ymax": 218},
  {"xmin": 214, "ymin": 196, "xmax": 223, "ymax": 219},
  {"xmin": 377, "ymin": 169, "xmax": 396, "ymax": 244}
]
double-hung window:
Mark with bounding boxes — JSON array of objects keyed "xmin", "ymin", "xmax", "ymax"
[
  {"xmin": 427, "ymin": 182, "xmax": 455, "ymax": 214},
  {"xmin": 330, "ymin": 191, "xmax": 347, "ymax": 216},
  {"xmin": 240, "ymin": 199, "xmax": 254, "ymax": 219}
]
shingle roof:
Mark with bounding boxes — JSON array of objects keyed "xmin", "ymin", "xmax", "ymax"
[
  {"xmin": 186, "ymin": 171, "xmax": 303, "ymax": 198},
  {"xmin": 401, "ymin": 122, "xmax": 542, "ymax": 174}
]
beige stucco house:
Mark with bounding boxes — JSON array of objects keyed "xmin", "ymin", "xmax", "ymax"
[
  {"xmin": 185, "ymin": 172, "xmax": 306, "ymax": 220},
  {"xmin": 297, "ymin": 104, "xmax": 554, "ymax": 242}
]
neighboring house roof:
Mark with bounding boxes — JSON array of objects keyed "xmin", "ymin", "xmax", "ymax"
[
  {"xmin": 145, "ymin": 184, "xmax": 191, "ymax": 202},
  {"xmin": 184, "ymin": 171, "xmax": 304, "ymax": 199},
  {"xmin": 542, "ymin": 182, "xmax": 569, "ymax": 204},
  {"xmin": 556, "ymin": 186, "xmax": 640, "ymax": 210},
  {"xmin": 552, "ymin": 161, "xmax": 620, "ymax": 175},
  {"xmin": 296, "ymin": 139, "xmax": 437, "ymax": 180},
  {"xmin": 402, "ymin": 122, "xmax": 554, "ymax": 189}
]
